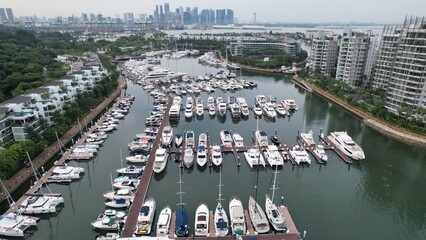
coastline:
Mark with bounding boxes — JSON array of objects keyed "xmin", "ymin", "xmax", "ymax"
[
  {"xmin": 0, "ymin": 77, "xmax": 127, "ymax": 203},
  {"xmin": 292, "ymin": 75, "xmax": 426, "ymax": 149}
]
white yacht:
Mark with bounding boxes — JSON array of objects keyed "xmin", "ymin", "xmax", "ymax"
[
  {"xmin": 112, "ymin": 180, "xmax": 139, "ymax": 191},
  {"xmin": 211, "ymin": 145, "xmax": 223, "ymax": 166},
  {"xmin": 299, "ymin": 130, "xmax": 316, "ymax": 146},
  {"xmin": 184, "ymin": 103, "xmax": 193, "ymax": 118},
  {"xmin": 289, "ymin": 146, "xmax": 311, "ymax": 164},
  {"xmin": 49, "ymin": 164, "xmax": 84, "ymax": 181},
  {"xmin": 281, "ymin": 99, "xmax": 299, "ymax": 111},
  {"xmin": 175, "ymin": 133, "xmax": 183, "ymax": 148},
  {"xmin": 220, "ymin": 130, "xmax": 233, "ymax": 147},
  {"xmin": 255, "ymin": 95, "xmax": 267, "ymax": 107},
  {"xmin": 263, "ymin": 145, "xmax": 284, "ymax": 167},
  {"xmin": 275, "ymin": 104, "xmax": 287, "ymax": 116},
  {"xmin": 17, "ymin": 194, "xmax": 64, "ymax": 215},
  {"xmin": 229, "ymin": 196, "xmax": 246, "ymax": 235},
  {"xmin": 116, "ymin": 166, "xmax": 144, "ymax": 175},
  {"xmin": 153, "ymin": 148, "xmax": 168, "ymax": 174},
  {"xmin": 169, "ymin": 103, "xmax": 181, "ymax": 118},
  {"xmin": 218, "ymin": 102, "xmax": 227, "ymax": 117},
  {"xmin": 183, "ymin": 147, "xmax": 194, "ymax": 168},
  {"xmin": 105, "ymin": 198, "xmax": 131, "ymax": 208},
  {"xmin": 243, "ymin": 148, "xmax": 266, "ymax": 168},
  {"xmin": 255, "ymin": 130, "xmax": 269, "ymax": 147},
  {"xmin": 208, "ymin": 104, "xmax": 216, "ymax": 116},
  {"xmin": 197, "ymin": 133, "xmax": 208, "ymax": 167},
  {"xmin": 156, "ymin": 206, "xmax": 172, "ymax": 237},
  {"xmin": 232, "ymin": 133, "xmax": 244, "ymax": 147},
  {"xmin": 230, "ymin": 103, "xmax": 241, "ymax": 119},
  {"xmin": 91, "ymin": 214, "xmax": 120, "ymax": 230},
  {"xmin": 0, "ymin": 213, "xmax": 37, "ymax": 237},
  {"xmin": 103, "ymin": 188, "xmax": 134, "ymax": 201},
  {"xmin": 263, "ymin": 102, "xmax": 277, "ymax": 118},
  {"xmin": 185, "ymin": 130, "xmax": 194, "ymax": 149},
  {"xmin": 135, "ymin": 197, "xmax": 156, "ymax": 235},
  {"xmin": 161, "ymin": 126, "xmax": 173, "ymax": 146},
  {"xmin": 312, "ymin": 144, "xmax": 328, "ymax": 162},
  {"xmin": 240, "ymin": 103, "xmax": 250, "ymax": 117},
  {"xmin": 196, "ymin": 103, "xmax": 204, "ymax": 117},
  {"xmin": 194, "ymin": 203, "xmax": 209, "ymax": 237},
  {"xmin": 328, "ymin": 131, "xmax": 365, "ymax": 160},
  {"xmin": 248, "ymin": 196, "xmax": 270, "ymax": 234},
  {"xmin": 125, "ymin": 154, "xmax": 147, "ymax": 164},
  {"xmin": 253, "ymin": 105, "xmax": 263, "ymax": 116},
  {"xmin": 96, "ymin": 233, "xmax": 120, "ymax": 240}
]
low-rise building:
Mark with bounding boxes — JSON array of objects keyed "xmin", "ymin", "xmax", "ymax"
[{"xmin": 229, "ymin": 37, "xmax": 301, "ymax": 56}]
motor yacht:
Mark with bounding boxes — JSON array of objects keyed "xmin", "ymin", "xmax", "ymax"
[
  {"xmin": 197, "ymin": 133, "xmax": 208, "ymax": 167},
  {"xmin": 275, "ymin": 104, "xmax": 287, "ymax": 116},
  {"xmin": 125, "ymin": 154, "xmax": 147, "ymax": 164},
  {"xmin": 49, "ymin": 164, "xmax": 84, "ymax": 181},
  {"xmin": 175, "ymin": 133, "xmax": 183, "ymax": 148},
  {"xmin": 289, "ymin": 145, "xmax": 311, "ymax": 164},
  {"xmin": 183, "ymin": 147, "xmax": 194, "ymax": 168},
  {"xmin": 156, "ymin": 206, "xmax": 172, "ymax": 237},
  {"xmin": 103, "ymin": 188, "xmax": 134, "ymax": 201},
  {"xmin": 232, "ymin": 133, "xmax": 244, "ymax": 147},
  {"xmin": 253, "ymin": 105, "xmax": 263, "ymax": 116},
  {"xmin": 105, "ymin": 198, "xmax": 131, "ymax": 208},
  {"xmin": 184, "ymin": 104, "xmax": 193, "ymax": 118},
  {"xmin": 194, "ymin": 203, "xmax": 209, "ymax": 237},
  {"xmin": 208, "ymin": 104, "xmax": 216, "ymax": 116},
  {"xmin": 263, "ymin": 102, "xmax": 277, "ymax": 118},
  {"xmin": 218, "ymin": 102, "xmax": 227, "ymax": 117},
  {"xmin": 135, "ymin": 197, "xmax": 156, "ymax": 235},
  {"xmin": 328, "ymin": 131, "xmax": 365, "ymax": 160},
  {"xmin": 312, "ymin": 144, "xmax": 328, "ymax": 162},
  {"xmin": 255, "ymin": 130, "xmax": 269, "ymax": 147},
  {"xmin": 263, "ymin": 145, "xmax": 284, "ymax": 167},
  {"xmin": 230, "ymin": 103, "xmax": 241, "ymax": 119},
  {"xmin": 161, "ymin": 126, "xmax": 173, "ymax": 146},
  {"xmin": 153, "ymin": 148, "xmax": 168, "ymax": 174},
  {"xmin": 281, "ymin": 99, "xmax": 299, "ymax": 111},
  {"xmin": 211, "ymin": 145, "xmax": 223, "ymax": 166},
  {"xmin": 220, "ymin": 130, "xmax": 233, "ymax": 147},
  {"xmin": 229, "ymin": 196, "xmax": 246, "ymax": 235},
  {"xmin": 116, "ymin": 166, "xmax": 144, "ymax": 175},
  {"xmin": 299, "ymin": 130, "xmax": 316, "ymax": 146},
  {"xmin": 243, "ymin": 148, "xmax": 266, "ymax": 168}
]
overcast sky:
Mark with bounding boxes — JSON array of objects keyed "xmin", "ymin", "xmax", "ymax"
[{"xmin": 2, "ymin": 0, "xmax": 426, "ymax": 23}]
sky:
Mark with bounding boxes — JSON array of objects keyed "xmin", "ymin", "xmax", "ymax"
[{"xmin": 2, "ymin": 0, "xmax": 426, "ymax": 24}]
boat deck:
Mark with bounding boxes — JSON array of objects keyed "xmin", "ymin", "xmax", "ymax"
[
  {"xmin": 318, "ymin": 134, "xmax": 352, "ymax": 164},
  {"xmin": 297, "ymin": 135, "xmax": 324, "ymax": 164}
]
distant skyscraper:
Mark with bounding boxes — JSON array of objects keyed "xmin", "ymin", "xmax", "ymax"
[
  {"xmin": 336, "ymin": 28, "xmax": 371, "ymax": 87},
  {"xmin": 89, "ymin": 13, "xmax": 96, "ymax": 22},
  {"xmin": 191, "ymin": 7, "xmax": 198, "ymax": 24},
  {"xmin": 164, "ymin": 3, "xmax": 170, "ymax": 15},
  {"xmin": 124, "ymin": 12, "xmax": 134, "ymax": 25},
  {"xmin": 226, "ymin": 9, "xmax": 234, "ymax": 24},
  {"xmin": 6, "ymin": 8, "xmax": 13, "ymax": 24},
  {"xmin": 0, "ymin": 8, "xmax": 7, "ymax": 24},
  {"xmin": 81, "ymin": 13, "xmax": 88, "ymax": 22},
  {"xmin": 372, "ymin": 16, "xmax": 426, "ymax": 116},
  {"xmin": 216, "ymin": 9, "xmax": 226, "ymax": 25},
  {"xmin": 159, "ymin": 5, "xmax": 164, "ymax": 22}
]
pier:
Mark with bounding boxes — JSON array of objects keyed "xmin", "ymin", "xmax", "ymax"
[{"xmin": 121, "ymin": 95, "xmax": 173, "ymax": 237}]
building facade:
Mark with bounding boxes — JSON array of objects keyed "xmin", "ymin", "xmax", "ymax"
[
  {"xmin": 230, "ymin": 37, "xmax": 301, "ymax": 56},
  {"xmin": 309, "ymin": 32, "xmax": 338, "ymax": 77},
  {"xmin": 372, "ymin": 16, "xmax": 426, "ymax": 115},
  {"xmin": 336, "ymin": 28, "xmax": 371, "ymax": 87}
]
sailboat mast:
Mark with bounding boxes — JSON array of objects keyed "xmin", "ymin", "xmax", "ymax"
[
  {"xmin": 217, "ymin": 166, "xmax": 224, "ymax": 203},
  {"xmin": 271, "ymin": 165, "xmax": 279, "ymax": 203}
]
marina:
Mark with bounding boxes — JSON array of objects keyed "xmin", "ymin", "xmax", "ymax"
[{"xmin": 1, "ymin": 56, "xmax": 425, "ymax": 240}]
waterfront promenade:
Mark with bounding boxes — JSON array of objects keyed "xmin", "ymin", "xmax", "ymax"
[
  {"xmin": 292, "ymin": 75, "xmax": 426, "ymax": 149},
  {"xmin": 0, "ymin": 77, "xmax": 127, "ymax": 203}
]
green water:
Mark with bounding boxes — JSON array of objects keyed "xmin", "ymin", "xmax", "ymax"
[{"xmin": 4, "ymin": 57, "xmax": 425, "ymax": 240}]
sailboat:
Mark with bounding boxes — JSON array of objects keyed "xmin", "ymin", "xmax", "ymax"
[
  {"xmin": 17, "ymin": 153, "xmax": 64, "ymax": 214},
  {"xmin": 214, "ymin": 167, "xmax": 229, "ymax": 236},
  {"xmin": 265, "ymin": 165, "xmax": 288, "ymax": 232},
  {"xmin": 0, "ymin": 179, "xmax": 38, "ymax": 237},
  {"xmin": 175, "ymin": 167, "xmax": 189, "ymax": 237},
  {"xmin": 248, "ymin": 164, "xmax": 270, "ymax": 234}
]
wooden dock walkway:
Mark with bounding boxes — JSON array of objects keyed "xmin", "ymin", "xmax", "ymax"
[
  {"xmin": 4, "ymin": 90, "xmax": 128, "ymax": 214},
  {"xmin": 279, "ymin": 206, "xmax": 299, "ymax": 235},
  {"xmin": 169, "ymin": 211, "xmax": 176, "ymax": 238},
  {"xmin": 121, "ymin": 95, "xmax": 173, "ymax": 237},
  {"xmin": 209, "ymin": 210, "xmax": 215, "ymax": 236},
  {"xmin": 244, "ymin": 209, "xmax": 255, "ymax": 235},
  {"xmin": 318, "ymin": 134, "xmax": 352, "ymax": 164}
]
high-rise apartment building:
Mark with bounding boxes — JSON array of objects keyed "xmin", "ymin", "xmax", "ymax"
[
  {"xmin": 372, "ymin": 16, "xmax": 426, "ymax": 115},
  {"xmin": 309, "ymin": 32, "xmax": 338, "ymax": 77},
  {"xmin": 124, "ymin": 12, "xmax": 134, "ymax": 25},
  {"xmin": 6, "ymin": 8, "xmax": 13, "ymax": 24},
  {"xmin": 0, "ymin": 8, "xmax": 7, "ymax": 24},
  {"xmin": 226, "ymin": 9, "xmax": 234, "ymax": 24},
  {"xmin": 336, "ymin": 28, "xmax": 371, "ymax": 87}
]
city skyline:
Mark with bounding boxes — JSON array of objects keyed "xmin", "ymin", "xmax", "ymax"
[{"xmin": 2, "ymin": 0, "xmax": 426, "ymax": 23}]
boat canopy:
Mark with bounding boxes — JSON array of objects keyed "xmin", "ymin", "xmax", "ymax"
[{"xmin": 216, "ymin": 218, "xmax": 228, "ymax": 228}]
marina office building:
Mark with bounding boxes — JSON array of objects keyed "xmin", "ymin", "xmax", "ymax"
[
  {"xmin": 372, "ymin": 16, "xmax": 426, "ymax": 116},
  {"xmin": 230, "ymin": 37, "xmax": 301, "ymax": 56}
]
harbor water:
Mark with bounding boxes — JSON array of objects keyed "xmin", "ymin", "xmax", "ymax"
[{"xmin": 5, "ymin": 57, "xmax": 425, "ymax": 240}]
